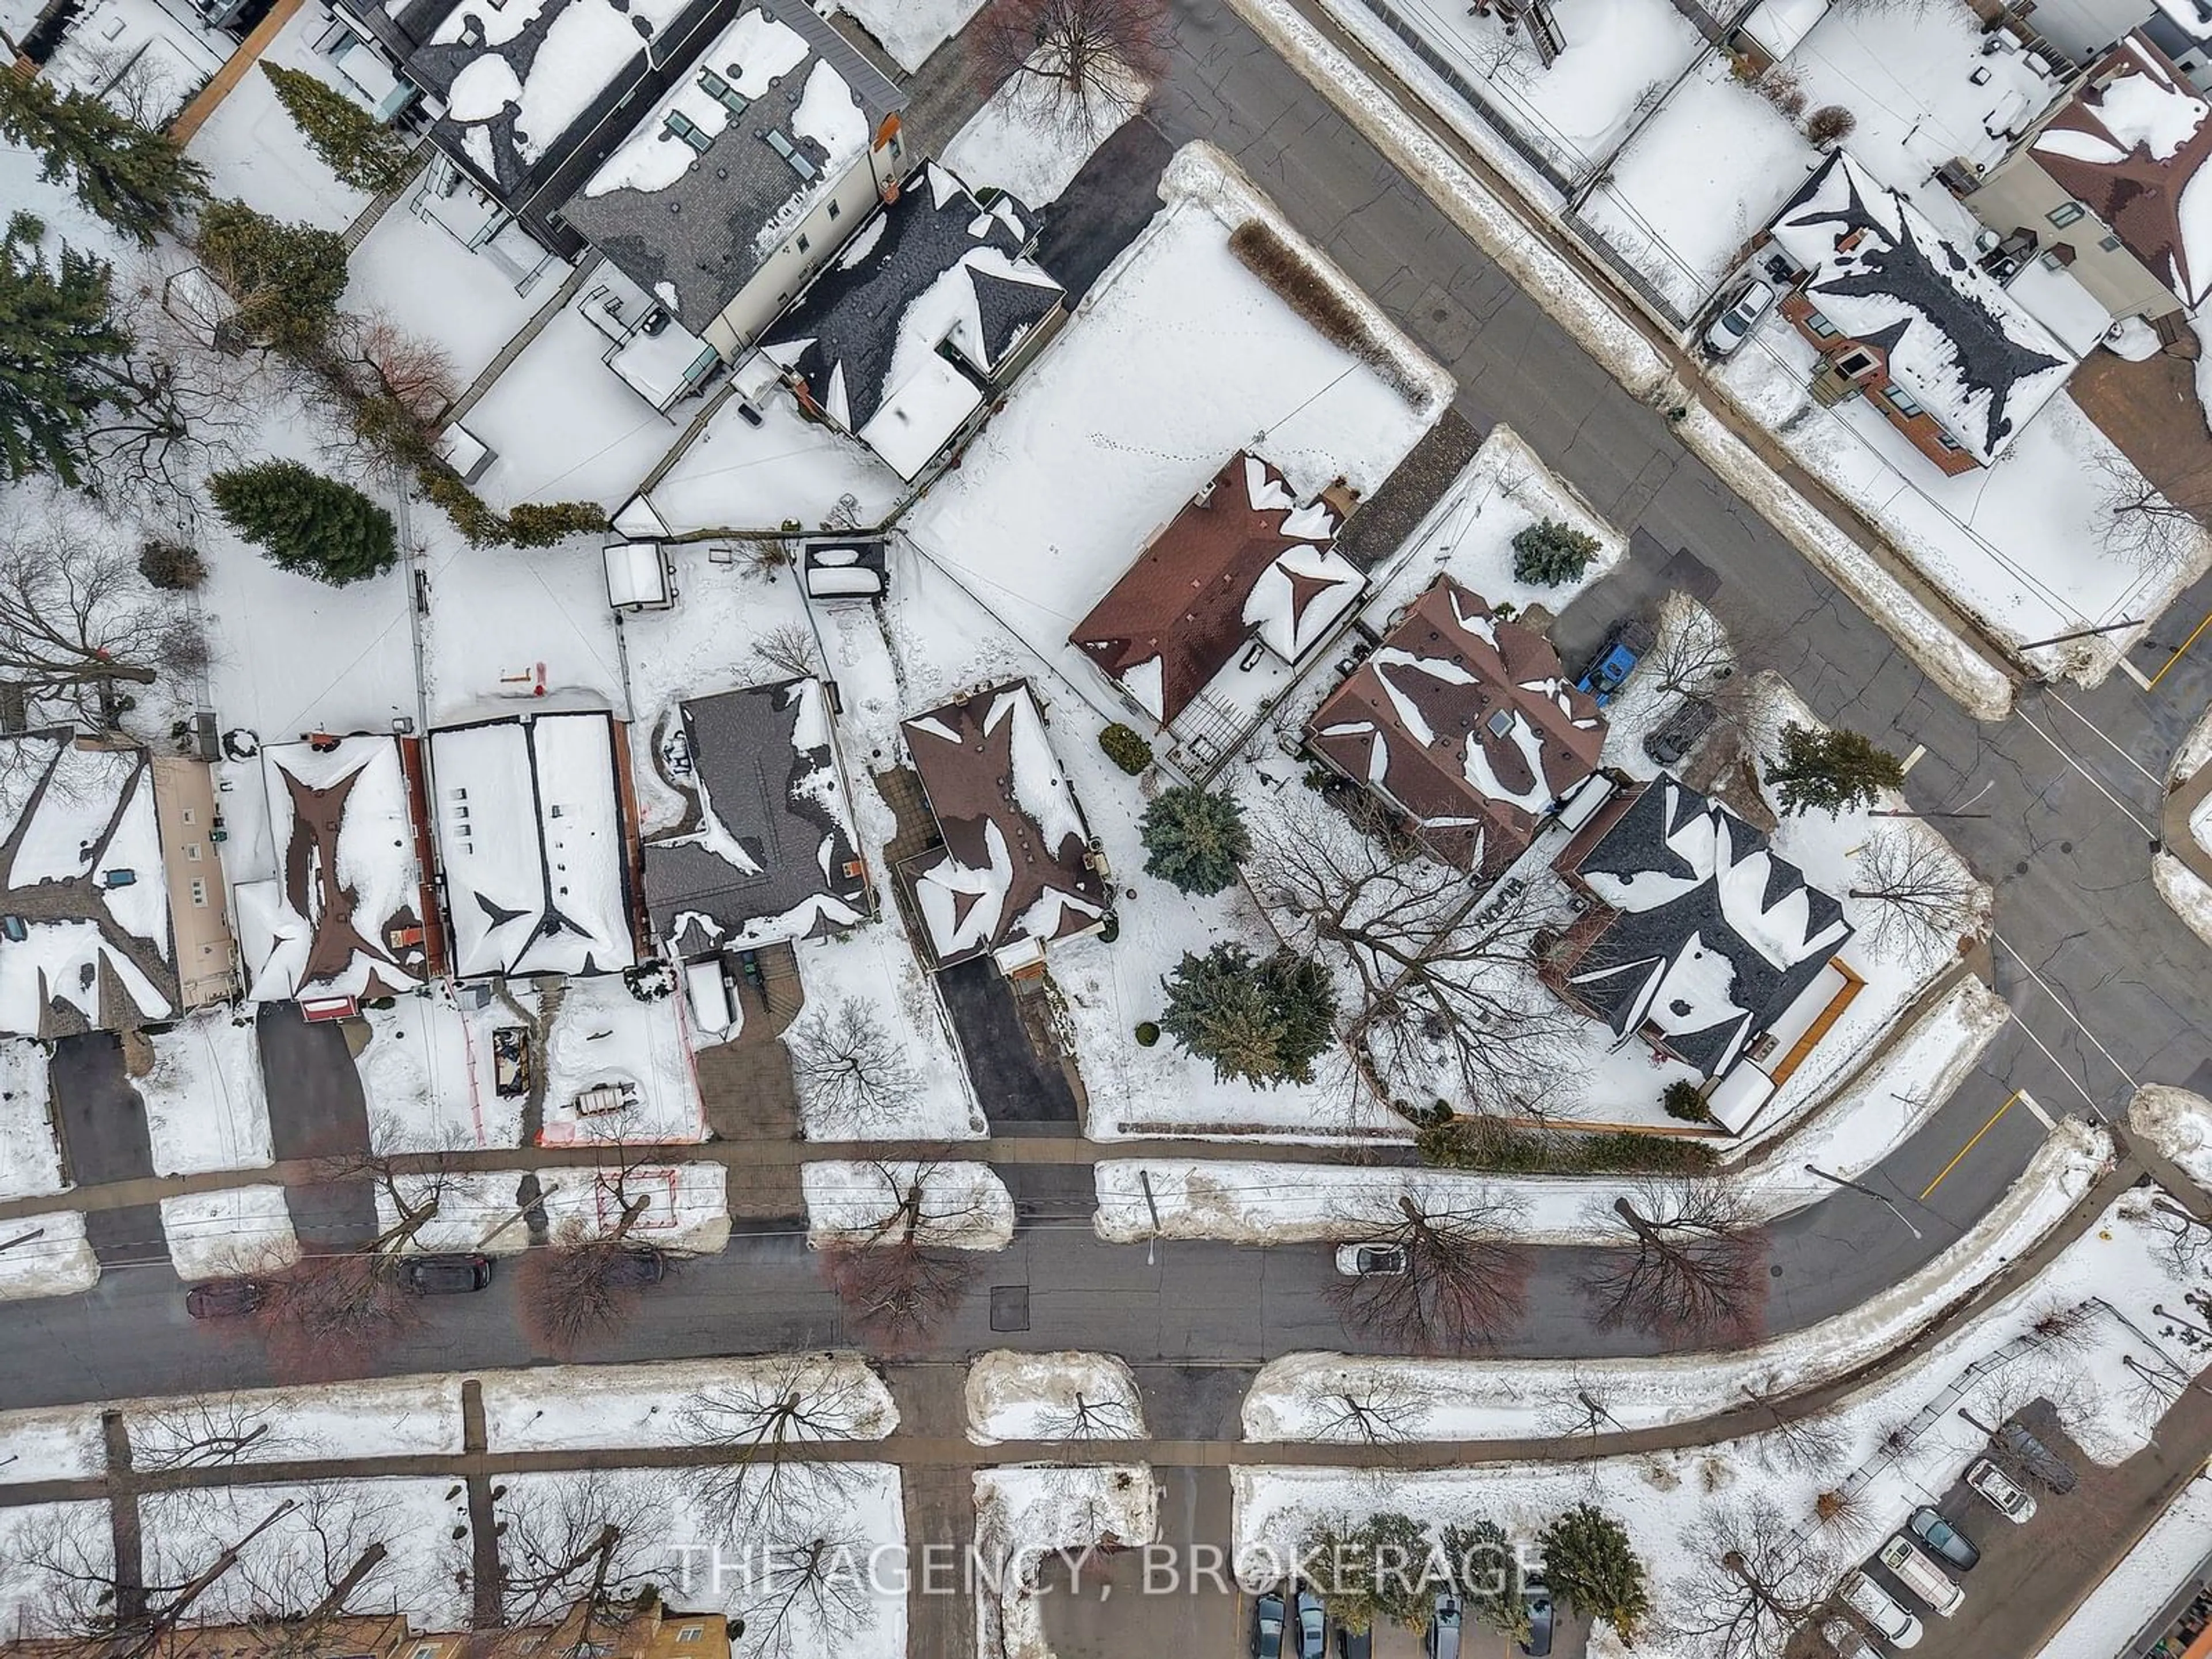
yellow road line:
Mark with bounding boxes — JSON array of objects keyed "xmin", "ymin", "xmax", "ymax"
[
  {"xmin": 2147, "ymin": 605, "xmax": 2212, "ymax": 691},
  {"xmin": 1921, "ymin": 1092, "xmax": 2022, "ymax": 1202}
]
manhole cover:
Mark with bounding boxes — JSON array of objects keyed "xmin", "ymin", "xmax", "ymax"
[{"xmin": 989, "ymin": 1285, "xmax": 1031, "ymax": 1332}]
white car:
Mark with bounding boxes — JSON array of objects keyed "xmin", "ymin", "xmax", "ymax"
[
  {"xmin": 1965, "ymin": 1457, "xmax": 2038, "ymax": 1523},
  {"xmin": 1703, "ymin": 278, "xmax": 1775, "ymax": 357},
  {"xmin": 1334, "ymin": 1242, "xmax": 1408, "ymax": 1276},
  {"xmin": 1838, "ymin": 1571, "xmax": 1922, "ymax": 1649}
]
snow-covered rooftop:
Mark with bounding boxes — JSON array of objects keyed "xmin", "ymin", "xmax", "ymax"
[
  {"xmin": 1069, "ymin": 452, "xmax": 1359, "ymax": 728},
  {"xmin": 427, "ymin": 710, "xmax": 640, "ymax": 978},
  {"xmin": 760, "ymin": 162, "xmax": 1067, "ymax": 479},
  {"xmin": 1555, "ymin": 775, "xmax": 1854, "ymax": 1078},
  {"xmin": 641, "ymin": 676, "xmax": 869, "ymax": 956},
  {"xmin": 561, "ymin": 0, "xmax": 905, "ymax": 334},
  {"xmin": 1309, "ymin": 575, "xmax": 1605, "ymax": 878},
  {"xmin": 2029, "ymin": 32, "xmax": 2212, "ymax": 310},
  {"xmin": 236, "ymin": 734, "xmax": 441, "ymax": 1005},
  {"xmin": 899, "ymin": 680, "xmax": 1107, "ymax": 969},
  {"xmin": 0, "ymin": 734, "xmax": 179, "ymax": 1040},
  {"xmin": 1770, "ymin": 150, "xmax": 2077, "ymax": 465}
]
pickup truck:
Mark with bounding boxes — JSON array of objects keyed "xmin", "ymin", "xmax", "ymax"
[{"xmin": 1576, "ymin": 620, "xmax": 1654, "ymax": 707}]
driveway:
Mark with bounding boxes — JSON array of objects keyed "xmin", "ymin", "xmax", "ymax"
[
  {"xmin": 254, "ymin": 1005, "xmax": 377, "ymax": 1251},
  {"xmin": 937, "ymin": 959, "xmax": 1080, "ymax": 1128}
]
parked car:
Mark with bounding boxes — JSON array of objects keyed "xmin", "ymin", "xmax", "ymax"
[
  {"xmin": 1252, "ymin": 1588, "xmax": 1287, "ymax": 1659},
  {"xmin": 1838, "ymin": 1570, "xmax": 1922, "ymax": 1648},
  {"xmin": 1994, "ymin": 1419, "xmax": 2078, "ymax": 1494},
  {"xmin": 1703, "ymin": 278, "xmax": 1777, "ymax": 357},
  {"xmin": 1877, "ymin": 1535, "xmax": 1964, "ymax": 1616},
  {"xmin": 1965, "ymin": 1456, "xmax": 2038, "ymax": 1522},
  {"xmin": 1334, "ymin": 1623, "xmax": 1372, "ymax": 1659},
  {"xmin": 1293, "ymin": 1588, "xmax": 1325, "ymax": 1659},
  {"xmin": 400, "ymin": 1253, "xmax": 493, "ymax": 1295},
  {"xmin": 601, "ymin": 1246, "xmax": 667, "ymax": 1288},
  {"xmin": 185, "ymin": 1278, "xmax": 265, "ymax": 1319},
  {"xmin": 1820, "ymin": 1617, "xmax": 1880, "ymax": 1659},
  {"xmin": 1333, "ymin": 1242, "xmax": 1408, "ymax": 1276},
  {"xmin": 1424, "ymin": 1595, "xmax": 1461, "ymax": 1659},
  {"xmin": 1643, "ymin": 695, "xmax": 1719, "ymax": 766},
  {"xmin": 1520, "ymin": 1578, "xmax": 1554, "ymax": 1657},
  {"xmin": 1575, "ymin": 620, "xmax": 1653, "ymax": 707},
  {"xmin": 1908, "ymin": 1506, "xmax": 1979, "ymax": 1570}
]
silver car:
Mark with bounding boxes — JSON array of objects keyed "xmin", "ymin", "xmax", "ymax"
[{"xmin": 1703, "ymin": 278, "xmax": 1775, "ymax": 357}]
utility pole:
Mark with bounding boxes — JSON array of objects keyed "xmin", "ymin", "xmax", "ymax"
[
  {"xmin": 0, "ymin": 1226, "xmax": 43, "ymax": 1254},
  {"xmin": 1803, "ymin": 1164, "xmax": 1923, "ymax": 1239},
  {"xmin": 1138, "ymin": 1169, "xmax": 1161, "ymax": 1268}
]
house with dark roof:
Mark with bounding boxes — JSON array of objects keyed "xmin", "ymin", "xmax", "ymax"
[
  {"xmin": 759, "ymin": 163, "xmax": 1067, "ymax": 481},
  {"xmin": 642, "ymin": 677, "xmax": 870, "ymax": 958},
  {"xmin": 1967, "ymin": 32, "xmax": 2212, "ymax": 322},
  {"xmin": 1069, "ymin": 453, "xmax": 1364, "ymax": 733},
  {"xmin": 897, "ymin": 681, "xmax": 1108, "ymax": 974},
  {"xmin": 1764, "ymin": 150, "xmax": 2078, "ymax": 476},
  {"xmin": 1544, "ymin": 775, "xmax": 1864, "ymax": 1131},
  {"xmin": 1306, "ymin": 577, "xmax": 1605, "ymax": 878}
]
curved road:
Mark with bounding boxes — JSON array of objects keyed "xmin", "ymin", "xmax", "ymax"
[{"xmin": 3, "ymin": 1, "xmax": 2211, "ymax": 1414}]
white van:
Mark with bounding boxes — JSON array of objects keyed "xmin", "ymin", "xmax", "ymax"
[
  {"xmin": 1839, "ymin": 1570, "xmax": 1923, "ymax": 1648},
  {"xmin": 1879, "ymin": 1535, "xmax": 1966, "ymax": 1616}
]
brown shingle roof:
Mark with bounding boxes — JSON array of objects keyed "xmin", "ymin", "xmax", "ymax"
[
  {"xmin": 1069, "ymin": 453, "xmax": 1352, "ymax": 726},
  {"xmin": 1306, "ymin": 577, "xmax": 1604, "ymax": 876},
  {"xmin": 2030, "ymin": 33, "xmax": 2212, "ymax": 309}
]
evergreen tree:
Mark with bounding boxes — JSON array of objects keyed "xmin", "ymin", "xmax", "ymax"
[
  {"xmin": 1510, "ymin": 518, "xmax": 1599, "ymax": 587},
  {"xmin": 1366, "ymin": 1512, "xmax": 1445, "ymax": 1631},
  {"xmin": 209, "ymin": 460, "xmax": 397, "ymax": 585},
  {"xmin": 1158, "ymin": 942, "xmax": 1336, "ymax": 1088},
  {"xmin": 0, "ymin": 74, "xmax": 206, "ymax": 245},
  {"xmin": 195, "ymin": 201, "xmax": 349, "ymax": 353},
  {"xmin": 1535, "ymin": 1504, "xmax": 1649, "ymax": 1642},
  {"xmin": 1139, "ymin": 784, "xmax": 1250, "ymax": 895},
  {"xmin": 0, "ymin": 213, "xmax": 131, "ymax": 485},
  {"xmin": 1764, "ymin": 721, "xmax": 1903, "ymax": 816},
  {"xmin": 260, "ymin": 65, "xmax": 421, "ymax": 196},
  {"xmin": 1661, "ymin": 1078, "xmax": 1711, "ymax": 1122},
  {"xmin": 1441, "ymin": 1518, "xmax": 1521, "ymax": 1632}
]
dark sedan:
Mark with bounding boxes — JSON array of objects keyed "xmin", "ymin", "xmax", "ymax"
[
  {"xmin": 400, "ymin": 1253, "xmax": 493, "ymax": 1295},
  {"xmin": 1909, "ymin": 1505, "xmax": 1980, "ymax": 1570},
  {"xmin": 185, "ymin": 1279, "xmax": 265, "ymax": 1319},
  {"xmin": 1252, "ymin": 1589, "xmax": 1286, "ymax": 1659}
]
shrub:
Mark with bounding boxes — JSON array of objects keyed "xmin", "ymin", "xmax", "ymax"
[
  {"xmin": 1134, "ymin": 1020, "xmax": 1160, "ymax": 1046},
  {"xmin": 1226, "ymin": 218, "xmax": 1430, "ymax": 406},
  {"xmin": 507, "ymin": 501, "xmax": 608, "ymax": 547},
  {"xmin": 1099, "ymin": 721, "xmax": 1152, "ymax": 775},
  {"xmin": 137, "ymin": 539, "xmax": 204, "ymax": 590},
  {"xmin": 1806, "ymin": 104, "xmax": 1857, "ymax": 147},
  {"xmin": 195, "ymin": 199, "xmax": 347, "ymax": 352},
  {"xmin": 1512, "ymin": 518, "xmax": 1599, "ymax": 586},
  {"xmin": 1140, "ymin": 785, "xmax": 1250, "ymax": 895},
  {"xmin": 1415, "ymin": 1116, "xmax": 1720, "ymax": 1175},
  {"xmin": 1662, "ymin": 1078, "xmax": 1712, "ymax": 1123},
  {"xmin": 421, "ymin": 467, "xmax": 509, "ymax": 548}
]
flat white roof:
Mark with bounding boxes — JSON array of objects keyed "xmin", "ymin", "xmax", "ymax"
[
  {"xmin": 858, "ymin": 352, "xmax": 984, "ymax": 480},
  {"xmin": 604, "ymin": 541, "xmax": 669, "ymax": 608}
]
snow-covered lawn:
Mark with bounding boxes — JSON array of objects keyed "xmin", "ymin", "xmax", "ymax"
[
  {"xmin": 0, "ymin": 1405, "xmax": 104, "ymax": 1483},
  {"xmin": 966, "ymin": 1351, "xmax": 1146, "ymax": 1444},
  {"xmin": 942, "ymin": 59, "xmax": 1147, "ymax": 207},
  {"xmin": 802, "ymin": 1161, "xmax": 1013, "ymax": 1248},
  {"xmin": 420, "ymin": 532, "xmax": 624, "ymax": 721},
  {"xmin": 1719, "ymin": 323, "xmax": 2206, "ymax": 684},
  {"xmin": 138, "ymin": 1012, "xmax": 272, "ymax": 1177},
  {"xmin": 537, "ymin": 975, "xmax": 705, "ymax": 1145},
  {"xmin": 498, "ymin": 1463, "xmax": 906, "ymax": 1659},
  {"xmin": 0, "ymin": 1041, "xmax": 62, "ymax": 1201},
  {"xmin": 0, "ymin": 1502, "xmax": 111, "ymax": 1635},
  {"xmin": 160, "ymin": 1185, "xmax": 299, "ymax": 1281},
  {"xmin": 118, "ymin": 1376, "xmax": 465, "ymax": 1466},
  {"xmin": 1577, "ymin": 56, "xmax": 1816, "ymax": 316},
  {"xmin": 835, "ymin": 0, "xmax": 983, "ymax": 72},
  {"xmin": 373, "ymin": 1162, "xmax": 729, "ymax": 1255},
  {"xmin": 181, "ymin": 7, "xmax": 373, "ymax": 229},
  {"xmin": 0, "ymin": 1211, "xmax": 97, "ymax": 1301},
  {"xmin": 479, "ymin": 1354, "xmax": 896, "ymax": 1453},
  {"xmin": 2034, "ymin": 1480, "xmax": 2212, "ymax": 1659},
  {"xmin": 142, "ymin": 1478, "xmax": 473, "ymax": 1630},
  {"xmin": 359, "ymin": 994, "xmax": 520, "ymax": 1151},
  {"xmin": 974, "ymin": 1464, "xmax": 1157, "ymax": 1659},
  {"xmin": 1239, "ymin": 1176, "xmax": 2202, "ymax": 1659},
  {"xmin": 345, "ymin": 208, "xmax": 559, "ymax": 385}
]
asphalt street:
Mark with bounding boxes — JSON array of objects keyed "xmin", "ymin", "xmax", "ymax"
[{"xmin": 0, "ymin": 0, "xmax": 2208, "ymax": 1431}]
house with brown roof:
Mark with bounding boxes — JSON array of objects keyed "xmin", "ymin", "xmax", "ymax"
[
  {"xmin": 1069, "ymin": 453, "xmax": 1364, "ymax": 734},
  {"xmin": 1305, "ymin": 577, "xmax": 1605, "ymax": 877},
  {"xmin": 1966, "ymin": 31, "xmax": 2212, "ymax": 322},
  {"xmin": 897, "ymin": 680, "xmax": 1107, "ymax": 973},
  {"xmin": 0, "ymin": 1599, "xmax": 731, "ymax": 1659}
]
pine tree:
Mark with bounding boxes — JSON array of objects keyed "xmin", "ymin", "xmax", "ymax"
[
  {"xmin": 0, "ymin": 213, "xmax": 131, "ymax": 485},
  {"xmin": 1139, "ymin": 784, "xmax": 1250, "ymax": 895},
  {"xmin": 1535, "ymin": 1504, "xmax": 1649, "ymax": 1641},
  {"xmin": 1441, "ymin": 1518, "xmax": 1521, "ymax": 1631},
  {"xmin": 0, "ymin": 74, "xmax": 206, "ymax": 245},
  {"xmin": 1764, "ymin": 721, "xmax": 1904, "ymax": 816},
  {"xmin": 1299, "ymin": 1521, "xmax": 1383, "ymax": 1634},
  {"xmin": 1158, "ymin": 942, "xmax": 1336, "ymax": 1088},
  {"xmin": 195, "ymin": 201, "xmax": 349, "ymax": 353},
  {"xmin": 209, "ymin": 460, "xmax": 397, "ymax": 585},
  {"xmin": 1510, "ymin": 518, "xmax": 1599, "ymax": 587},
  {"xmin": 261, "ymin": 65, "xmax": 421, "ymax": 196}
]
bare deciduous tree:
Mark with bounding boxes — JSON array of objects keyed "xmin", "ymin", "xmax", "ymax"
[
  {"xmin": 1328, "ymin": 1188, "xmax": 1532, "ymax": 1353},
  {"xmin": 1848, "ymin": 831, "xmax": 1986, "ymax": 965},
  {"xmin": 1251, "ymin": 793, "xmax": 1581, "ymax": 1117},
  {"xmin": 1660, "ymin": 1495, "xmax": 1835, "ymax": 1659},
  {"xmin": 2148, "ymin": 1194, "xmax": 2212, "ymax": 1274},
  {"xmin": 732, "ymin": 1519, "xmax": 878, "ymax": 1659},
  {"xmin": 976, "ymin": 0, "xmax": 1170, "ymax": 137},
  {"xmin": 1736, "ymin": 1382, "xmax": 1846, "ymax": 1474},
  {"xmin": 1538, "ymin": 1368, "xmax": 1626, "ymax": 1448},
  {"xmin": 130, "ymin": 1395, "xmax": 314, "ymax": 1471},
  {"xmin": 821, "ymin": 1237, "xmax": 975, "ymax": 1349},
  {"xmin": 147, "ymin": 1484, "xmax": 399, "ymax": 1630},
  {"xmin": 751, "ymin": 622, "xmax": 821, "ymax": 682},
  {"xmin": 786, "ymin": 998, "xmax": 924, "ymax": 1134},
  {"xmin": 677, "ymin": 1354, "xmax": 886, "ymax": 1535},
  {"xmin": 334, "ymin": 310, "xmax": 457, "ymax": 422},
  {"xmin": 1302, "ymin": 1369, "xmax": 1437, "ymax": 1444},
  {"xmin": 1578, "ymin": 1181, "xmax": 1769, "ymax": 1344},
  {"xmin": 495, "ymin": 1472, "xmax": 673, "ymax": 1628},
  {"xmin": 515, "ymin": 1202, "xmax": 658, "ymax": 1359},
  {"xmin": 254, "ymin": 1252, "xmax": 420, "ymax": 1383},
  {"xmin": 1033, "ymin": 1389, "xmax": 1142, "ymax": 1441},
  {"xmin": 2092, "ymin": 450, "xmax": 2212, "ymax": 573}
]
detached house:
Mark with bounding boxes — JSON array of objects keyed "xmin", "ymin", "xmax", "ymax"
[
  {"xmin": 1965, "ymin": 32, "xmax": 2212, "ymax": 323},
  {"xmin": 1764, "ymin": 150, "xmax": 2078, "ymax": 476},
  {"xmin": 1544, "ymin": 775, "xmax": 1864, "ymax": 1132},
  {"xmin": 1306, "ymin": 577, "xmax": 1605, "ymax": 880}
]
